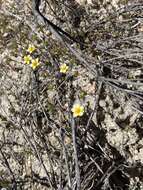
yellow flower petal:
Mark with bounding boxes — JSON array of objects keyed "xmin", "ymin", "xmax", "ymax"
[
  {"xmin": 31, "ymin": 58, "xmax": 40, "ymax": 70},
  {"xmin": 60, "ymin": 64, "xmax": 69, "ymax": 74},
  {"xmin": 27, "ymin": 44, "xmax": 36, "ymax": 54},
  {"xmin": 71, "ymin": 104, "xmax": 84, "ymax": 117},
  {"xmin": 24, "ymin": 55, "xmax": 32, "ymax": 64}
]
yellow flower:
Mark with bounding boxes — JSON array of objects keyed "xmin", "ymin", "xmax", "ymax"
[
  {"xmin": 71, "ymin": 103, "xmax": 84, "ymax": 117},
  {"xmin": 27, "ymin": 44, "xmax": 36, "ymax": 53},
  {"xmin": 60, "ymin": 64, "xmax": 69, "ymax": 74},
  {"xmin": 24, "ymin": 55, "xmax": 32, "ymax": 64},
  {"xmin": 31, "ymin": 58, "xmax": 40, "ymax": 70}
]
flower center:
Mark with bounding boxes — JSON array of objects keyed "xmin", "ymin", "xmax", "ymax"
[{"xmin": 75, "ymin": 107, "xmax": 81, "ymax": 114}]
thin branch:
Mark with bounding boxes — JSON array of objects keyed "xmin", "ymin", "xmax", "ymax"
[{"xmin": 71, "ymin": 117, "xmax": 81, "ymax": 190}]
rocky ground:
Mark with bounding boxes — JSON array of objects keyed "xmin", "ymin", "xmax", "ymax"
[{"xmin": 0, "ymin": 0, "xmax": 143, "ymax": 189}]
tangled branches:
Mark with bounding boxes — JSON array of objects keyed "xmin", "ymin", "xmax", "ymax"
[{"xmin": 0, "ymin": 0, "xmax": 143, "ymax": 189}]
